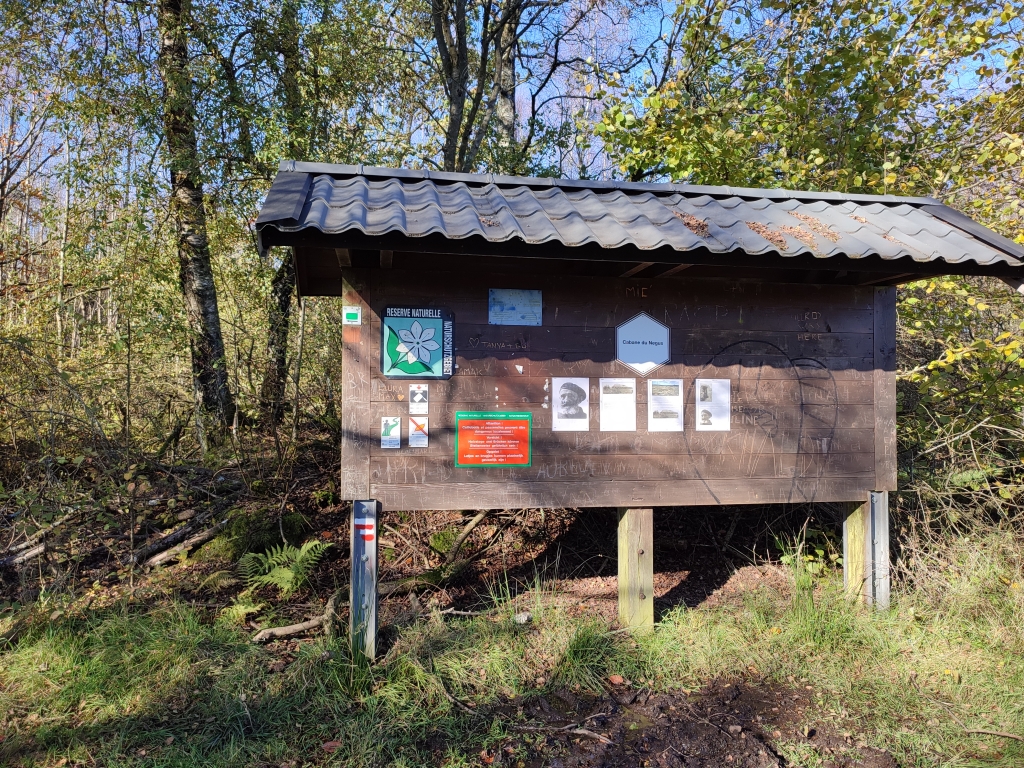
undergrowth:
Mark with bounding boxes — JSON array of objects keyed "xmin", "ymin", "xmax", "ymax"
[{"xmin": 2, "ymin": 534, "xmax": 1022, "ymax": 768}]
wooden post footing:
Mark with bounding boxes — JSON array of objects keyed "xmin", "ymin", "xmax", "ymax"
[
  {"xmin": 617, "ymin": 507, "xmax": 654, "ymax": 629},
  {"xmin": 350, "ymin": 499, "xmax": 380, "ymax": 660},
  {"xmin": 843, "ymin": 491, "xmax": 890, "ymax": 608}
]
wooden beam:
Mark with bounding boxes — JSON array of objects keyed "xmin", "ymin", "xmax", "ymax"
[
  {"xmin": 620, "ymin": 262, "xmax": 654, "ymax": 277},
  {"xmin": 843, "ymin": 492, "xmax": 889, "ymax": 608},
  {"xmin": 336, "ymin": 248, "xmax": 351, "ymax": 267},
  {"xmin": 339, "ymin": 271, "xmax": 373, "ymax": 499},
  {"xmin": 617, "ymin": 507, "xmax": 654, "ymax": 629},
  {"xmin": 657, "ymin": 263, "xmax": 694, "ymax": 277},
  {"xmin": 350, "ymin": 499, "xmax": 380, "ymax": 661},
  {"xmin": 874, "ymin": 287, "xmax": 897, "ymax": 491},
  {"xmin": 380, "ymin": 250, "xmax": 393, "ymax": 268},
  {"xmin": 860, "ymin": 273, "xmax": 915, "ymax": 285}
]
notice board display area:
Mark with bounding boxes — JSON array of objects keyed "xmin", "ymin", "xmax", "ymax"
[
  {"xmin": 338, "ymin": 268, "xmax": 895, "ymax": 512},
  {"xmin": 256, "ymin": 163, "xmax": 1024, "ymax": 625}
]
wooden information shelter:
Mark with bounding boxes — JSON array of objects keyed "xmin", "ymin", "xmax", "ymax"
[{"xmin": 257, "ymin": 162, "xmax": 1024, "ymax": 645}]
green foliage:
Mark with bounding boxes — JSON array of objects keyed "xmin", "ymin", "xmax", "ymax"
[
  {"xmin": 226, "ymin": 510, "xmax": 307, "ymax": 559},
  {"xmin": 599, "ymin": 0, "xmax": 1022, "ymax": 204},
  {"xmin": 429, "ymin": 526, "xmax": 460, "ymax": 556},
  {"xmin": 237, "ymin": 540, "xmax": 331, "ymax": 597}
]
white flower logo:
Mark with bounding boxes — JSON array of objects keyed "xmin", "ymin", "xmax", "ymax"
[{"xmin": 396, "ymin": 321, "xmax": 440, "ymax": 365}]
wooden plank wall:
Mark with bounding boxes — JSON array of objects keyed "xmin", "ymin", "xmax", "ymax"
[{"xmin": 342, "ymin": 268, "xmax": 886, "ymax": 510}]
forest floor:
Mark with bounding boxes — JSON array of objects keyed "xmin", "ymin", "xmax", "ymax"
[{"xmin": 1, "ymin": 434, "xmax": 1022, "ymax": 767}]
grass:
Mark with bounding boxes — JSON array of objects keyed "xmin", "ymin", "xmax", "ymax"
[{"xmin": 2, "ymin": 533, "xmax": 1023, "ymax": 767}]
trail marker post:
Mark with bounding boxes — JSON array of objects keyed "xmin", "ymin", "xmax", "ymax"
[{"xmin": 350, "ymin": 499, "xmax": 380, "ymax": 660}]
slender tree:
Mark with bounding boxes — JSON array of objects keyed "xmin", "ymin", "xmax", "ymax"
[{"xmin": 156, "ymin": 0, "xmax": 235, "ymax": 426}]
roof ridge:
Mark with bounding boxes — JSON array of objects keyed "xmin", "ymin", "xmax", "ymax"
[{"xmin": 277, "ymin": 160, "xmax": 940, "ymax": 207}]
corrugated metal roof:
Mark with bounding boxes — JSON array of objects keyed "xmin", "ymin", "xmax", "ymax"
[{"xmin": 256, "ymin": 162, "xmax": 1024, "ymax": 271}]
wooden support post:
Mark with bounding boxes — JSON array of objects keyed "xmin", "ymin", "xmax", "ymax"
[
  {"xmin": 350, "ymin": 499, "xmax": 380, "ymax": 661},
  {"xmin": 843, "ymin": 491, "xmax": 890, "ymax": 609},
  {"xmin": 617, "ymin": 507, "xmax": 654, "ymax": 629}
]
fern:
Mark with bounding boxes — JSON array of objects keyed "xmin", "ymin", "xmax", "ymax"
[
  {"xmin": 218, "ymin": 598, "xmax": 264, "ymax": 627},
  {"xmin": 200, "ymin": 570, "xmax": 240, "ymax": 592},
  {"xmin": 237, "ymin": 540, "xmax": 331, "ymax": 597}
]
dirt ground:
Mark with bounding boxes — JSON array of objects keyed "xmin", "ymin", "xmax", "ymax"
[{"xmin": 479, "ymin": 679, "xmax": 897, "ymax": 768}]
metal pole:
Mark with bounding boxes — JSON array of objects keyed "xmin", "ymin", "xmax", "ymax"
[{"xmin": 350, "ymin": 499, "xmax": 379, "ymax": 661}]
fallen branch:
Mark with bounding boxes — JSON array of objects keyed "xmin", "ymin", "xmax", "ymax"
[
  {"xmin": 1, "ymin": 507, "xmax": 81, "ymax": 558},
  {"xmin": 0, "ymin": 543, "xmax": 45, "ymax": 568},
  {"xmin": 966, "ymin": 728, "xmax": 1024, "ymax": 742},
  {"xmin": 252, "ymin": 615, "xmax": 327, "ymax": 644},
  {"xmin": 253, "ymin": 588, "xmax": 349, "ymax": 643},
  {"xmin": 143, "ymin": 518, "xmax": 227, "ymax": 568},
  {"xmin": 513, "ymin": 719, "xmax": 614, "ymax": 745},
  {"xmin": 131, "ymin": 513, "xmax": 211, "ymax": 564},
  {"xmin": 445, "ymin": 510, "xmax": 489, "ymax": 565}
]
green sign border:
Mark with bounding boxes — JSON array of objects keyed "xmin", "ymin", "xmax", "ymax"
[{"xmin": 454, "ymin": 411, "xmax": 532, "ymax": 468}]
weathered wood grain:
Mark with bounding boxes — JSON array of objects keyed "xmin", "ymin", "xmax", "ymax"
[
  {"xmin": 376, "ymin": 270, "xmax": 876, "ymax": 311},
  {"xmin": 367, "ymin": 401, "xmax": 877, "ymax": 433},
  {"xmin": 369, "ymin": 375, "xmax": 874, "ymax": 406},
  {"xmin": 368, "ymin": 427, "xmax": 874, "ymax": 458},
  {"xmin": 339, "ymin": 270, "xmax": 374, "ymax": 499},
  {"xmin": 342, "ymin": 270, "xmax": 883, "ymax": 509},
  {"xmin": 874, "ymin": 287, "xmax": 897, "ymax": 491},
  {"xmin": 369, "ymin": 476, "xmax": 876, "ymax": 511},
  {"xmin": 618, "ymin": 508, "xmax": 654, "ymax": 629},
  {"xmin": 368, "ymin": 452, "xmax": 875, "ymax": 484}
]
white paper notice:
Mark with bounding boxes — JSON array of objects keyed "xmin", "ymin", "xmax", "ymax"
[
  {"xmin": 409, "ymin": 383, "xmax": 429, "ymax": 415},
  {"xmin": 408, "ymin": 416, "xmax": 428, "ymax": 447},
  {"xmin": 552, "ymin": 377, "xmax": 589, "ymax": 431},
  {"xmin": 600, "ymin": 378, "xmax": 637, "ymax": 432},
  {"xmin": 694, "ymin": 379, "xmax": 731, "ymax": 431},
  {"xmin": 648, "ymin": 379, "xmax": 683, "ymax": 432},
  {"xmin": 381, "ymin": 416, "xmax": 401, "ymax": 448}
]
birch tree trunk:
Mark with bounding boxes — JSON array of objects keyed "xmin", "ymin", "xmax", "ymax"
[{"xmin": 157, "ymin": 0, "xmax": 235, "ymax": 426}]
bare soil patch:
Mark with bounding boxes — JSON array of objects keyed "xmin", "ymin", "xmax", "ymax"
[{"xmin": 486, "ymin": 679, "xmax": 897, "ymax": 768}]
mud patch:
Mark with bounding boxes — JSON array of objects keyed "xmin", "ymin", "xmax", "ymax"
[{"xmin": 486, "ymin": 679, "xmax": 896, "ymax": 768}]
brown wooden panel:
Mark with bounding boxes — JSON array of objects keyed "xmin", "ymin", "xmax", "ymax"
[
  {"xmin": 369, "ymin": 477, "xmax": 874, "ymax": 511},
  {"xmin": 376, "ymin": 270, "xmax": 876, "ymax": 310},
  {"xmin": 370, "ymin": 375, "xmax": 873, "ymax": 405},
  {"xmin": 339, "ymin": 270, "xmax": 375, "ymax": 498},
  {"xmin": 369, "ymin": 452, "xmax": 875, "ymax": 485},
  {"xmin": 342, "ymin": 269, "xmax": 882, "ymax": 509},
  {"xmin": 874, "ymin": 287, "xmax": 897, "ymax": 491},
  {"xmin": 369, "ymin": 427, "xmax": 874, "ymax": 458},
  {"xmin": 522, "ymin": 356, "xmax": 876, "ymax": 378},
  {"xmin": 367, "ymin": 401, "xmax": 875, "ymax": 434}
]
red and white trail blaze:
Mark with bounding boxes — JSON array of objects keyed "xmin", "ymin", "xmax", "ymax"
[{"xmin": 354, "ymin": 518, "xmax": 375, "ymax": 542}]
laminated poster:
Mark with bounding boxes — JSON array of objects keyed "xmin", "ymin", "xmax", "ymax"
[
  {"xmin": 488, "ymin": 288, "xmax": 542, "ymax": 326},
  {"xmin": 380, "ymin": 417, "xmax": 401, "ymax": 448},
  {"xmin": 694, "ymin": 378, "xmax": 731, "ymax": 431},
  {"xmin": 599, "ymin": 378, "xmax": 637, "ymax": 432},
  {"xmin": 552, "ymin": 377, "xmax": 589, "ymax": 432},
  {"xmin": 409, "ymin": 383, "xmax": 429, "ymax": 415},
  {"xmin": 647, "ymin": 379, "xmax": 683, "ymax": 432},
  {"xmin": 408, "ymin": 417, "xmax": 428, "ymax": 448}
]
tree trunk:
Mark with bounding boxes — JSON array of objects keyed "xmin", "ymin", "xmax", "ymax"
[
  {"xmin": 260, "ymin": 248, "xmax": 296, "ymax": 423},
  {"xmin": 157, "ymin": 0, "xmax": 235, "ymax": 426},
  {"xmin": 259, "ymin": 0, "xmax": 304, "ymax": 425},
  {"xmin": 495, "ymin": 5, "xmax": 518, "ymax": 148}
]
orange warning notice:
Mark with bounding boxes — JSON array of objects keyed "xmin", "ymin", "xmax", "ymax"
[{"xmin": 455, "ymin": 411, "xmax": 532, "ymax": 467}]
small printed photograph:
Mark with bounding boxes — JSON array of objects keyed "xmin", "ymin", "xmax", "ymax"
[
  {"xmin": 552, "ymin": 377, "xmax": 590, "ymax": 431},
  {"xmin": 694, "ymin": 378, "xmax": 731, "ymax": 432}
]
